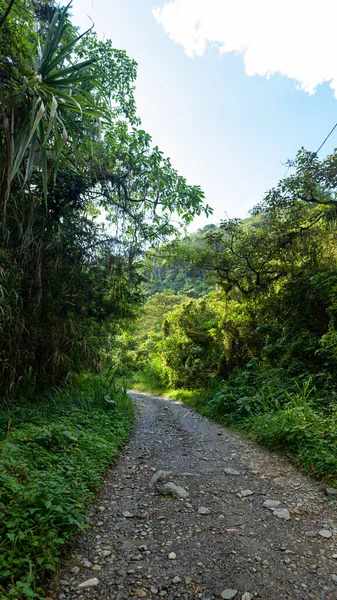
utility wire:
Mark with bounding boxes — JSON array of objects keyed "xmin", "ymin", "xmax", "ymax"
[
  {"xmin": 283, "ymin": 121, "xmax": 337, "ymax": 180},
  {"xmin": 316, "ymin": 122, "xmax": 337, "ymax": 154}
]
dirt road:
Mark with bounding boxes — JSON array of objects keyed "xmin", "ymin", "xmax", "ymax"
[{"xmin": 50, "ymin": 391, "xmax": 337, "ymax": 600}]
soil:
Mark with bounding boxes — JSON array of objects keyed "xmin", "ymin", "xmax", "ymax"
[{"xmin": 49, "ymin": 391, "xmax": 337, "ymax": 600}]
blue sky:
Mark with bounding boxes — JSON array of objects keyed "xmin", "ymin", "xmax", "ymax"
[{"xmin": 70, "ymin": 0, "xmax": 337, "ymax": 230}]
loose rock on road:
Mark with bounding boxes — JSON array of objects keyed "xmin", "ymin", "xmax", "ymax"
[{"xmin": 50, "ymin": 391, "xmax": 337, "ymax": 600}]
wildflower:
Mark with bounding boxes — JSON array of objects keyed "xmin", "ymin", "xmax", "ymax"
[
  {"xmin": 23, "ymin": 436, "xmax": 28, "ymax": 441},
  {"xmin": 66, "ymin": 489, "xmax": 70, "ymax": 493},
  {"xmin": 328, "ymin": 474, "xmax": 333, "ymax": 478},
  {"xmin": 311, "ymin": 466, "xmax": 315, "ymax": 471}
]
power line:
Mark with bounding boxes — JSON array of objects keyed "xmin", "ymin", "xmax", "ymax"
[
  {"xmin": 283, "ymin": 121, "xmax": 337, "ymax": 180},
  {"xmin": 316, "ymin": 122, "xmax": 337, "ymax": 154}
]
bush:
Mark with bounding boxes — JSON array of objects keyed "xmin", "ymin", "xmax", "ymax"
[
  {"xmin": 207, "ymin": 369, "xmax": 337, "ymax": 481},
  {"xmin": 249, "ymin": 398, "xmax": 337, "ymax": 478}
]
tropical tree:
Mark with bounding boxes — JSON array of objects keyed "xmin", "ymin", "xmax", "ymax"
[{"xmin": 0, "ymin": 1, "xmax": 210, "ymax": 398}]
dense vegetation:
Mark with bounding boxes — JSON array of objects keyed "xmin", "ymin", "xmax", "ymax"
[
  {"xmin": 0, "ymin": 0, "xmax": 210, "ymax": 400},
  {"xmin": 126, "ymin": 149, "xmax": 337, "ymax": 482}
]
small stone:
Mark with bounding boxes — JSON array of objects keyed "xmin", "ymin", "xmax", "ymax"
[
  {"xmin": 237, "ymin": 490, "xmax": 254, "ymax": 498},
  {"xmin": 224, "ymin": 468, "xmax": 240, "ymax": 476},
  {"xmin": 134, "ymin": 589, "xmax": 147, "ymax": 598},
  {"xmin": 221, "ymin": 590, "xmax": 238, "ymax": 599},
  {"xmin": 150, "ymin": 470, "xmax": 172, "ymax": 486},
  {"xmin": 162, "ymin": 482, "xmax": 189, "ymax": 499},
  {"xmin": 83, "ymin": 560, "xmax": 92, "ymax": 568},
  {"xmin": 172, "ymin": 576, "xmax": 182, "ymax": 584},
  {"xmin": 150, "ymin": 587, "xmax": 158, "ymax": 595},
  {"xmin": 101, "ymin": 550, "xmax": 112, "ymax": 557},
  {"xmin": 319, "ymin": 529, "xmax": 333, "ymax": 538},
  {"xmin": 198, "ymin": 506, "xmax": 211, "ymax": 515},
  {"xmin": 332, "ymin": 574, "xmax": 337, "ymax": 583},
  {"xmin": 305, "ymin": 531, "xmax": 317, "ymax": 537},
  {"xmin": 97, "ymin": 521, "xmax": 104, "ymax": 527},
  {"xmin": 262, "ymin": 500, "xmax": 282, "ymax": 510},
  {"xmin": 59, "ymin": 580, "xmax": 69, "ymax": 586},
  {"xmin": 326, "ymin": 487, "xmax": 337, "ymax": 497},
  {"xmin": 273, "ymin": 508, "xmax": 291, "ymax": 520},
  {"xmin": 71, "ymin": 566, "xmax": 80, "ymax": 574},
  {"xmin": 241, "ymin": 595, "xmax": 254, "ymax": 600},
  {"xmin": 131, "ymin": 554, "xmax": 143, "ymax": 561},
  {"xmin": 122, "ymin": 511, "xmax": 134, "ymax": 518},
  {"xmin": 332, "ymin": 554, "xmax": 337, "ymax": 559},
  {"xmin": 168, "ymin": 552, "xmax": 177, "ymax": 560},
  {"xmin": 91, "ymin": 565, "xmax": 101, "ymax": 571},
  {"xmin": 78, "ymin": 578, "xmax": 99, "ymax": 589}
]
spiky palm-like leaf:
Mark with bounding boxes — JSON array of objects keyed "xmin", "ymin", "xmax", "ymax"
[{"xmin": 7, "ymin": 5, "xmax": 102, "ymax": 205}]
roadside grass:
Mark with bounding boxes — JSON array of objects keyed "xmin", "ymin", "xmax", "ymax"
[
  {"xmin": 0, "ymin": 374, "xmax": 134, "ymax": 600},
  {"xmin": 129, "ymin": 368, "xmax": 337, "ymax": 486}
]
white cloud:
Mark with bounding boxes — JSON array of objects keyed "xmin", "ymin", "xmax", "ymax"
[{"xmin": 153, "ymin": 0, "xmax": 337, "ymax": 96}]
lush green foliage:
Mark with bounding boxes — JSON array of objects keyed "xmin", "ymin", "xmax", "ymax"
[
  {"xmin": 0, "ymin": 0, "xmax": 210, "ymax": 398},
  {"xmin": 0, "ymin": 373, "xmax": 133, "ymax": 599}
]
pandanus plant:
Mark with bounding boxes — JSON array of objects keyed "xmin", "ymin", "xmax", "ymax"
[{"xmin": 2, "ymin": 2, "xmax": 102, "ymax": 210}]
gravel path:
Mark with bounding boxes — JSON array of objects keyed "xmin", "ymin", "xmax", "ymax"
[{"xmin": 49, "ymin": 391, "xmax": 337, "ymax": 600}]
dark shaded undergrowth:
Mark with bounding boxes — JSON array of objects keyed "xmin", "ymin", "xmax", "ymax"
[{"xmin": 0, "ymin": 374, "xmax": 134, "ymax": 599}]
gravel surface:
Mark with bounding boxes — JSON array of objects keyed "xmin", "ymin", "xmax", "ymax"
[{"xmin": 49, "ymin": 391, "xmax": 337, "ymax": 600}]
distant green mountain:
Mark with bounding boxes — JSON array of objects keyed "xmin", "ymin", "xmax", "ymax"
[{"xmin": 143, "ymin": 224, "xmax": 217, "ymax": 297}]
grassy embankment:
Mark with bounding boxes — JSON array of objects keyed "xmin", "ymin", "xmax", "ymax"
[
  {"xmin": 0, "ymin": 374, "xmax": 134, "ymax": 600},
  {"xmin": 129, "ymin": 365, "xmax": 337, "ymax": 487}
]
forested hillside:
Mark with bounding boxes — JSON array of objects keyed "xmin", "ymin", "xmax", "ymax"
[
  {"xmin": 126, "ymin": 149, "xmax": 337, "ymax": 481},
  {"xmin": 143, "ymin": 224, "xmax": 216, "ymax": 298}
]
